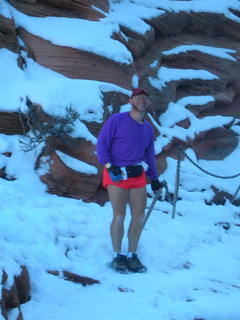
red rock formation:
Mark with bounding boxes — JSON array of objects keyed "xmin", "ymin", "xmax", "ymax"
[
  {"xmin": 117, "ymin": 26, "xmax": 156, "ymax": 58},
  {"xmin": 8, "ymin": 0, "xmax": 108, "ymax": 19},
  {"xmin": 1, "ymin": 266, "xmax": 31, "ymax": 320},
  {"xmin": 192, "ymin": 128, "xmax": 238, "ymax": 160},
  {"xmin": 47, "ymin": 270, "xmax": 100, "ymax": 286},
  {"xmin": 18, "ymin": 27, "xmax": 134, "ymax": 89},
  {"xmin": 0, "ymin": 15, "xmax": 19, "ymax": 52},
  {"xmin": 39, "ymin": 136, "xmax": 104, "ymax": 203},
  {"xmin": 0, "ymin": 3, "xmax": 239, "ymax": 319},
  {"xmin": 1, "ymin": 1, "xmax": 240, "ymax": 204},
  {"xmin": 148, "ymin": 12, "xmax": 240, "ymax": 41},
  {"xmin": 0, "ymin": 112, "xmax": 28, "ymax": 135}
]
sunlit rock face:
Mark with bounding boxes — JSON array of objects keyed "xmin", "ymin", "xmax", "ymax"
[{"xmin": 0, "ymin": 0, "xmax": 240, "ymax": 205}]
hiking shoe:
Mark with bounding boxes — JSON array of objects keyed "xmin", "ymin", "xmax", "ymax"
[
  {"xmin": 110, "ymin": 254, "xmax": 128, "ymax": 273},
  {"xmin": 127, "ymin": 254, "xmax": 147, "ymax": 273}
]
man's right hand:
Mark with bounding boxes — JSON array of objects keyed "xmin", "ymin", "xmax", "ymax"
[
  {"xmin": 151, "ymin": 179, "xmax": 165, "ymax": 191},
  {"xmin": 107, "ymin": 165, "xmax": 123, "ymax": 183}
]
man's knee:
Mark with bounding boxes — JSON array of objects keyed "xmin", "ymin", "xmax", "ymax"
[
  {"xmin": 130, "ymin": 212, "xmax": 145, "ymax": 223},
  {"xmin": 112, "ymin": 213, "xmax": 125, "ymax": 224}
]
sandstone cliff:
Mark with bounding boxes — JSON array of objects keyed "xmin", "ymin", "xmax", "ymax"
[
  {"xmin": 0, "ymin": 1, "xmax": 240, "ymax": 318},
  {"xmin": 0, "ymin": 0, "xmax": 239, "ymax": 203}
]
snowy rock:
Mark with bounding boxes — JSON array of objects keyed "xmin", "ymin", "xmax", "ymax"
[
  {"xmin": 8, "ymin": 0, "xmax": 108, "ymax": 20},
  {"xmin": 192, "ymin": 127, "xmax": 238, "ymax": 160},
  {"xmin": 0, "ymin": 15, "xmax": 19, "ymax": 53},
  {"xmin": 0, "ymin": 112, "xmax": 28, "ymax": 135},
  {"xmin": 154, "ymin": 124, "xmax": 238, "ymax": 166},
  {"xmin": 209, "ymin": 186, "xmax": 240, "ymax": 207},
  {"xmin": 118, "ymin": 26, "xmax": 156, "ymax": 58},
  {"xmin": 101, "ymin": 90, "xmax": 129, "ymax": 115},
  {"xmin": 1, "ymin": 266, "xmax": 30, "ymax": 320},
  {"xmin": 148, "ymin": 11, "xmax": 240, "ymax": 41},
  {"xmin": 39, "ymin": 136, "xmax": 104, "ymax": 203},
  {"xmin": 186, "ymin": 101, "xmax": 215, "ymax": 116},
  {"xmin": 1, "ymin": 2, "xmax": 240, "ymax": 319},
  {"xmin": 18, "ymin": 27, "xmax": 134, "ymax": 89},
  {"xmin": 47, "ymin": 270, "xmax": 100, "ymax": 286},
  {"xmin": 176, "ymin": 118, "xmax": 191, "ymax": 129},
  {"xmin": 1, "ymin": 0, "xmax": 240, "ymax": 204}
]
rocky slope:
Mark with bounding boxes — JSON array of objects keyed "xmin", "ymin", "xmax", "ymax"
[
  {"xmin": 1, "ymin": 1, "xmax": 240, "ymax": 318},
  {"xmin": 0, "ymin": 0, "xmax": 239, "ymax": 203}
]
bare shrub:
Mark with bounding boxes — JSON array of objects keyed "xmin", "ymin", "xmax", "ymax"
[{"xmin": 19, "ymin": 97, "xmax": 80, "ymax": 152}]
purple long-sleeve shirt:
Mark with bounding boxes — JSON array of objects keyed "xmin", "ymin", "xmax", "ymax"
[{"xmin": 96, "ymin": 112, "xmax": 158, "ymax": 180}]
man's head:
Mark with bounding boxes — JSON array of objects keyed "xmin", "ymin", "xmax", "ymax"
[
  {"xmin": 131, "ymin": 88, "xmax": 149, "ymax": 99},
  {"xmin": 129, "ymin": 88, "xmax": 151, "ymax": 113}
]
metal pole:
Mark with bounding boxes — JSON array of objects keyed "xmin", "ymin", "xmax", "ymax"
[
  {"xmin": 142, "ymin": 188, "xmax": 162, "ymax": 230},
  {"xmin": 232, "ymin": 183, "xmax": 240, "ymax": 204},
  {"xmin": 171, "ymin": 146, "xmax": 182, "ymax": 219}
]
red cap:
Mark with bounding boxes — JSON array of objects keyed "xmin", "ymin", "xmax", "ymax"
[{"xmin": 131, "ymin": 88, "xmax": 150, "ymax": 98}]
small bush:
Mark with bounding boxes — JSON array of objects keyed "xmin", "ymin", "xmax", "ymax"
[{"xmin": 19, "ymin": 97, "xmax": 80, "ymax": 152}]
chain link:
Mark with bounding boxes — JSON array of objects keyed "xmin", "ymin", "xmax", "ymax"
[
  {"xmin": 182, "ymin": 150, "xmax": 240, "ymax": 179},
  {"xmin": 143, "ymin": 145, "xmax": 240, "ymax": 225},
  {"xmin": 178, "ymin": 146, "xmax": 240, "ymax": 204}
]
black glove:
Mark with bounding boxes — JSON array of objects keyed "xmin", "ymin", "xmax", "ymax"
[
  {"xmin": 107, "ymin": 165, "xmax": 123, "ymax": 182},
  {"xmin": 151, "ymin": 179, "xmax": 165, "ymax": 191}
]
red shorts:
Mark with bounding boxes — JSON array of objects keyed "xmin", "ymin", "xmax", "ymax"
[{"xmin": 103, "ymin": 167, "xmax": 147, "ymax": 190}]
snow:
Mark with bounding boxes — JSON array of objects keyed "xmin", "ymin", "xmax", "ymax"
[
  {"xmin": 153, "ymin": 114, "xmax": 233, "ymax": 155},
  {"xmin": 147, "ymin": 93, "xmax": 232, "ymax": 155},
  {"xmin": 110, "ymin": 1, "xmax": 164, "ymax": 35},
  {"xmin": 159, "ymin": 96, "xmax": 216, "ymax": 129},
  {"xmin": 132, "ymin": 74, "xmax": 139, "ymax": 88},
  {"xmin": 131, "ymin": 0, "xmax": 240, "ymax": 23},
  {"xmin": 9, "ymin": 5, "xmax": 132, "ymax": 65},
  {"xmin": 0, "ymin": 48, "xmax": 129, "ymax": 124},
  {"xmin": 162, "ymin": 45, "xmax": 237, "ymax": 61},
  {"xmin": 109, "ymin": 0, "xmax": 240, "ymax": 35},
  {"xmin": 149, "ymin": 67, "xmax": 219, "ymax": 90},
  {"xmin": 177, "ymin": 95, "xmax": 215, "ymax": 107},
  {"xmin": 0, "ymin": 134, "xmax": 240, "ymax": 320},
  {"xmin": 150, "ymin": 60, "xmax": 158, "ymax": 69},
  {"xmin": 0, "ymin": 0, "xmax": 11, "ymax": 19},
  {"xmin": 71, "ymin": 121, "xmax": 97, "ymax": 144},
  {"xmin": 232, "ymin": 125, "xmax": 240, "ymax": 135},
  {"xmin": 91, "ymin": 5, "xmax": 108, "ymax": 17},
  {"xmin": 55, "ymin": 150, "xmax": 98, "ymax": 175},
  {"xmin": 1, "ymin": 0, "xmax": 240, "ymax": 319}
]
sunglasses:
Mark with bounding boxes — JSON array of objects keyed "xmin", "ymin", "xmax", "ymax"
[{"xmin": 134, "ymin": 95, "xmax": 151, "ymax": 102}]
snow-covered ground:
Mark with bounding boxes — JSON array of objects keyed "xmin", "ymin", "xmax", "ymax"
[
  {"xmin": 0, "ymin": 133, "xmax": 239, "ymax": 320},
  {"xmin": 0, "ymin": 0, "xmax": 240, "ymax": 319}
]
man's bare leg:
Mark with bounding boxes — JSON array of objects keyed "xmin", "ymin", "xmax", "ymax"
[
  {"xmin": 128, "ymin": 187, "xmax": 147, "ymax": 252},
  {"xmin": 107, "ymin": 185, "xmax": 128, "ymax": 253}
]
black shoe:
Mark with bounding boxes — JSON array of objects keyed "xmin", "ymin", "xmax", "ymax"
[
  {"xmin": 127, "ymin": 254, "xmax": 147, "ymax": 273},
  {"xmin": 110, "ymin": 254, "xmax": 128, "ymax": 273}
]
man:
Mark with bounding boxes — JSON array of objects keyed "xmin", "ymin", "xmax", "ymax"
[{"xmin": 96, "ymin": 88, "xmax": 162, "ymax": 273}]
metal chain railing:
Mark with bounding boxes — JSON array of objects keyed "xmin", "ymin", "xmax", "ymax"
[
  {"xmin": 171, "ymin": 145, "xmax": 240, "ymax": 219},
  {"xmin": 182, "ymin": 149, "xmax": 240, "ymax": 179},
  {"xmin": 142, "ymin": 145, "xmax": 240, "ymax": 229}
]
